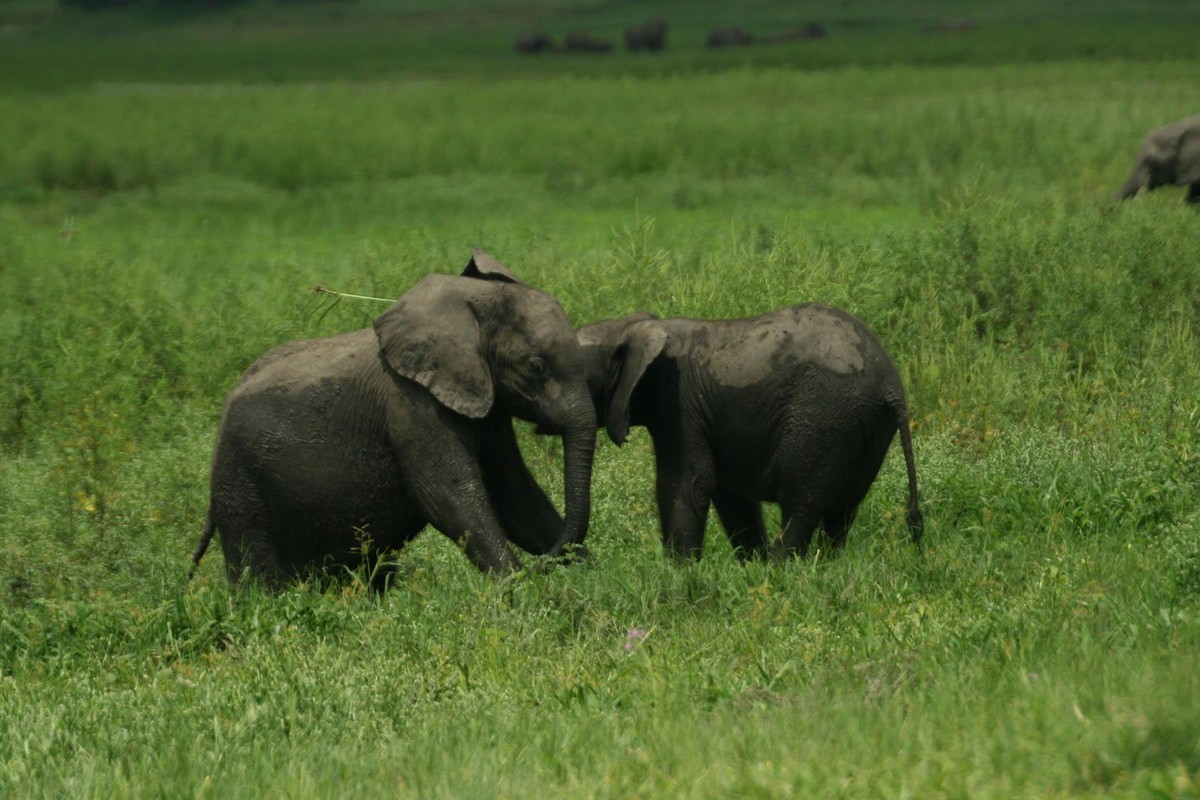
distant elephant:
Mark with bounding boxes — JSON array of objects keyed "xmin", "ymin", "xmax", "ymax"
[
  {"xmin": 564, "ymin": 32, "xmax": 614, "ymax": 53},
  {"xmin": 1116, "ymin": 114, "xmax": 1200, "ymax": 204},
  {"xmin": 625, "ymin": 19, "xmax": 668, "ymax": 52},
  {"xmin": 577, "ymin": 306, "xmax": 923, "ymax": 561},
  {"xmin": 760, "ymin": 23, "xmax": 827, "ymax": 43},
  {"xmin": 190, "ymin": 250, "xmax": 596, "ymax": 590},
  {"xmin": 515, "ymin": 33, "xmax": 555, "ymax": 54},
  {"xmin": 922, "ymin": 18, "xmax": 977, "ymax": 33},
  {"xmin": 706, "ymin": 26, "xmax": 754, "ymax": 48}
]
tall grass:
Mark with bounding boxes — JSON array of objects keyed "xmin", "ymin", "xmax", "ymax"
[
  {"xmin": 1, "ymin": 5, "xmax": 1199, "ymax": 797},
  {"xmin": 2, "ymin": 61, "xmax": 1195, "ymax": 200}
]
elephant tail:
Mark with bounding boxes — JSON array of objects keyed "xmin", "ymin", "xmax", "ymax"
[
  {"xmin": 891, "ymin": 399, "xmax": 925, "ymax": 548},
  {"xmin": 188, "ymin": 510, "xmax": 217, "ymax": 580}
]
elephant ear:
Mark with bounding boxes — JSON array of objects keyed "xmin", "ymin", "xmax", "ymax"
[
  {"xmin": 605, "ymin": 319, "xmax": 667, "ymax": 446},
  {"xmin": 373, "ymin": 275, "xmax": 492, "ymax": 419},
  {"xmin": 462, "ymin": 248, "xmax": 523, "ymax": 284}
]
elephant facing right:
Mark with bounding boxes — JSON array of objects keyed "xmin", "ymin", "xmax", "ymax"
[{"xmin": 577, "ymin": 304, "xmax": 924, "ymax": 561}]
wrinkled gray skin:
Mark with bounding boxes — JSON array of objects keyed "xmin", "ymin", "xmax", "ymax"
[
  {"xmin": 1116, "ymin": 114, "xmax": 1200, "ymax": 204},
  {"xmin": 578, "ymin": 306, "xmax": 923, "ymax": 560},
  {"xmin": 191, "ymin": 251, "xmax": 596, "ymax": 589}
]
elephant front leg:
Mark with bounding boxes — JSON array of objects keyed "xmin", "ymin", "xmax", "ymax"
[
  {"xmin": 402, "ymin": 431, "xmax": 523, "ymax": 577},
  {"xmin": 1188, "ymin": 182, "xmax": 1200, "ymax": 204},
  {"xmin": 654, "ymin": 448, "xmax": 716, "ymax": 561},
  {"xmin": 479, "ymin": 419, "xmax": 567, "ymax": 556},
  {"xmin": 451, "ymin": 524, "xmax": 523, "ymax": 576},
  {"xmin": 426, "ymin": 486, "xmax": 522, "ymax": 576}
]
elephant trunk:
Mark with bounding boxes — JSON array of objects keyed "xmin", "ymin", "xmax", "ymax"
[
  {"xmin": 553, "ymin": 390, "xmax": 597, "ymax": 557},
  {"xmin": 1116, "ymin": 162, "xmax": 1148, "ymax": 200}
]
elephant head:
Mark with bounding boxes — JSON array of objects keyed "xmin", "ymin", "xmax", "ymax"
[
  {"xmin": 576, "ymin": 312, "xmax": 667, "ymax": 447},
  {"xmin": 374, "ymin": 250, "xmax": 597, "ymax": 554},
  {"xmin": 1116, "ymin": 114, "xmax": 1200, "ymax": 203}
]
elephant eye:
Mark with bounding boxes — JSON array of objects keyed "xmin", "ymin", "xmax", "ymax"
[{"xmin": 528, "ymin": 356, "xmax": 548, "ymax": 376}]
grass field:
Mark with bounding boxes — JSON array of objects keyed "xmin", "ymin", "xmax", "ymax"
[{"xmin": 1, "ymin": 1, "xmax": 1199, "ymax": 796}]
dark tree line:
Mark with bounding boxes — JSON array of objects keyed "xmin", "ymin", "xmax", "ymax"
[{"xmin": 61, "ymin": 0, "xmax": 347, "ymax": 10}]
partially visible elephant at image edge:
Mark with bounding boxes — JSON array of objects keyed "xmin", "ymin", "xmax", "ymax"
[
  {"xmin": 577, "ymin": 305, "xmax": 924, "ymax": 561},
  {"xmin": 190, "ymin": 250, "xmax": 596, "ymax": 590},
  {"xmin": 1116, "ymin": 113, "xmax": 1200, "ymax": 204}
]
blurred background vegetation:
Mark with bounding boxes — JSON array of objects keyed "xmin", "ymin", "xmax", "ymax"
[{"xmin": 2, "ymin": 0, "xmax": 1200, "ymax": 88}]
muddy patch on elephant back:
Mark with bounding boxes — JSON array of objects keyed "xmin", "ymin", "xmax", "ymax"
[{"xmin": 706, "ymin": 306, "xmax": 865, "ymax": 388}]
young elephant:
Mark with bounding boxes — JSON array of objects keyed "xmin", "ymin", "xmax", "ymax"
[
  {"xmin": 1116, "ymin": 114, "xmax": 1200, "ymax": 204},
  {"xmin": 190, "ymin": 251, "xmax": 596, "ymax": 589},
  {"xmin": 578, "ymin": 306, "xmax": 923, "ymax": 560}
]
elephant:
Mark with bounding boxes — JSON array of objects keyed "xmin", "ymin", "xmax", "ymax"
[
  {"xmin": 760, "ymin": 24, "xmax": 827, "ymax": 43},
  {"xmin": 576, "ymin": 305, "xmax": 924, "ymax": 561},
  {"xmin": 515, "ymin": 33, "xmax": 555, "ymax": 54},
  {"xmin": 190, "ymin": 250, "xmax": 596, "ymax": 590},
  {"xmin": 625, "ymin": 19, "xmax": 668, "ymax": 52},
  {"xmin": 921, "ymin": 18, "xmax": 977, "ymax": 33},
  {"xmin": 1116, "ymin": 114, "xmax": 1200, "ymax": 204},
  {"xmin": 706, "ymin": 27, "xmax": 754, "ymax": 48}
]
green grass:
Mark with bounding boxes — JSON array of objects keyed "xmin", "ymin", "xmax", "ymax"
[{"xmin": 2, "ymin": 2, "xmax": 1199, "ymax": 797}]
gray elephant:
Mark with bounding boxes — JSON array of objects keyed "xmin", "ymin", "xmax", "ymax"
[
  {"xmin": 190, "ymin": 251, "xmax": 596, "ymax": 589},
  {"xmin": 1116, "ymin": 114, "xmax": 1200, "ymax": 204},
  {"xmin": 706, "ymin": 26, "xmax": 754, "ymax": 48},
  {"xmin": 921, "ymin": 18, "xmax": 977, "ymax": 33},
  {"xmin": 515, "ymin": 33, "xmax": 554, "ymax": 54},
  {"xmin": 625, "ymin": 19, "xmax": 668, "ymax": 52},
  {"xmin": 577, "ymin": 306, "xmax": 923, "ymax": 560},
  {"xmin": 760, "ymin": 24, "xmax": 827, "ymax": 43}
]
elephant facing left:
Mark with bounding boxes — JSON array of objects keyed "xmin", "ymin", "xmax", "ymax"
[
  {"xmin": 190, "ymin": 250, "xmax": 596, "ymax": 590},
  {"xmin": 1115, "ymin": 113, "xmax": 1200, "ymax": 204},
  {"xmin": 576, "ymin": 305, "xmax": 923, "ymax": 562}
]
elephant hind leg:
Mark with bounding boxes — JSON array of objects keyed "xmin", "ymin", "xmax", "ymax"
[
  {"xmin": 218, "ymin": 525, "xmax": 296, "ymax": 591},
  {"xmin": 773, "ymin": 502, "xmax": 822, "ymax": 560},
  {"xmin": 213, "ymin": 487, "xmax": 296, "ymax": 591},
  {"xmin": 821, "ymin": 504, "xmax": 860, "ymax": 550},
  {"xmin": 712, "ymin": 491, "xmax": 767, "ymax": 560},
  {"xmin": 820, "ymin": 422, "xmax": 896, "ymax": 549},
  {"xmin": 1188, "ymin": 182, "xmax": 1200, "ymax": 204}
]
